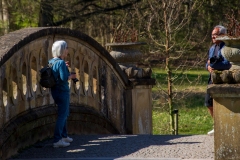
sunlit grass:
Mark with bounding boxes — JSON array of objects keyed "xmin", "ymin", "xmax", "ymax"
[
  {"xmin": 152, "ymin": 67, "xmax": 213, "ymax": 135},
  {"xmin": 151, "ymin": 67, "xmax": 209, "ymax": 91}
]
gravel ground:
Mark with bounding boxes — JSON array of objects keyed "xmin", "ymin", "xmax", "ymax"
[{"xmin": 9, "ymin": 135, "xmax": 214, "ymax": 160}]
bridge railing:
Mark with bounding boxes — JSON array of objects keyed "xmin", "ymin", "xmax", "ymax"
[{"xmin": 0, "ymin": 27, "xmax": 155, "ymax": 160}]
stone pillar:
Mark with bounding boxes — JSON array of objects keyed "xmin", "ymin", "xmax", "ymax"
[
  {"xmin": 106, "ymin": 41, "xmax": 155, "ymax": 134},
  {"xmin": 130, "ymin": 79, "xmax": 155, "ymax": 134},
  {"xmin": 213, "ymin": 35, "xmax": 240, "ymax": 159},
  {"xmin": 208, "ymin": 84, "xmax": 240, "ymax": 160}
]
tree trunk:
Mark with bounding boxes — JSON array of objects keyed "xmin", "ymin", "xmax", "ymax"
[
  {"xmin": 70, "ymin": 21, "xmax": 73, "ymax": 29},
  {"xmin": 2, "ymin": 0, "xmax": 9, "ymax": 34},
  {"xmin": 0, "ymin": 0, "xmax": 2, "ymax": 21},
  {"xmin": 163, "ymin": 2, "xmax": 174, "ymax": 135},
  {"xmin": 38, "ymin": 0, "xmax": 53, "ymax": 27}
]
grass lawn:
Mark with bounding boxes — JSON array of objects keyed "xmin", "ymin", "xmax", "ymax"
[{"xmin": 151, "ymin": 67, "xmax": 213, "ymax": 135}]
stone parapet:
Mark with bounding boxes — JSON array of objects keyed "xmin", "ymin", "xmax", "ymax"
[{"xmin": 211, "ymin": 70, "xmax": 240, "ymax": 84}]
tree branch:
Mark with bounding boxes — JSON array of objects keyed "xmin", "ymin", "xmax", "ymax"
[{"xmin": 51, "ymin": 0, "xmax": 142, "ymax": 26}]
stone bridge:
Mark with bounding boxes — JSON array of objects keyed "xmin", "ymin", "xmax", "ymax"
[{"xmin": 0, "ymin": 27, "xmax": 155, "ymax": 159}]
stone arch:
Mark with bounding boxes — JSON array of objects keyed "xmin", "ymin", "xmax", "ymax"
[
  {"xmin": 2, "ymin": 78, "xmax": 7, "ymax": 107},
  {"xmin": 30, "ymin": 56, "xmax": 38, "ymax": 92},
  {"xmin": 0, "ymin": 27, "xmax": 130, "ymax": 160},
  {"xmin": 83, "ymin": 60, "xmax": 89, "ymax": 94},
  {"xmin": 11, "ymin": 68, "xmax": 18, "ymax": 101},
  {"xmin": 74, "ymin": 55, "xmax": 80, "ymax": 90},
  {"xmin": 92, "ymin": 65, "xmax": 98, "ymax": 95},
  {"xmin": 21, "ymin": 62, "xmax": 27, "ymax": 96}
]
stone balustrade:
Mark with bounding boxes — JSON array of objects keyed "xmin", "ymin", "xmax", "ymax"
[{"xmin": 0, "ymin": 27, "xmax": 155, "ymax": 160}]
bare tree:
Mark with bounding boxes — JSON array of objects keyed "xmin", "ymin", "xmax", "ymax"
[{"xmin": 141, "ymin": 0, "xmax": 206, "ymax": 134}]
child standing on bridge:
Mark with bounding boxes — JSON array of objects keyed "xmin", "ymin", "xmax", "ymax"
[{"xmin": 50, "ymin": 40, "xmax": 76, "ymax": 148}]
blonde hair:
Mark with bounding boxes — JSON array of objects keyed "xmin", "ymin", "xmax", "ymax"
[{"xmin": 52, "ymin": 40, "xmax": 68, "ymax": 57}]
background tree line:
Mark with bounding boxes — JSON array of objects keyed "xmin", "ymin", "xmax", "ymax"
[
  {"xmin": 0, "ymin": 0, "xmax": 239, "ymax": 59},
  {"xmin": 0, "ymin": 0, "xmax": 239, "ymax": 134}
]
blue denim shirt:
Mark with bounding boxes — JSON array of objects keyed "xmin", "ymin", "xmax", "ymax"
[
  {"xmin": 206, "ymin": 42, "xmax": 231, "ymax": 83},
  {"xmin": 49, "ymin": 58, "xmax": 70, "ymax": 92},
  {"xmin": 205, "ymin": 42, "xmax": 231, "ymax": 70}
]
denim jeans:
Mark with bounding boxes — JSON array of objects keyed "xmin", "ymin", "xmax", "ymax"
[{"xmin": 51, "ymin": 88, "xmax": 70, "ymax": 143}]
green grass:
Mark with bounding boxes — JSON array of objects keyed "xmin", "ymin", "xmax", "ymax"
[
  {"xmin": 151, "ymin": 67, "xmax": 209, "ymax": 91},
  {"xmin": 152, "ymin": 67, "xmax": 213, "ymax": 135}
]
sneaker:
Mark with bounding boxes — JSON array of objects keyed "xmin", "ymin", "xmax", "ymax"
[
  {"xmin": 53, "ymin": 139, "xmax": 70, "ymax": 148},
  {"xmin": 62, "ymin": 136, "xmax": 73, "ymax": 143},
  {"xmin": 208, "ymin": 129, "xmax": 214, "ymax": 136}
]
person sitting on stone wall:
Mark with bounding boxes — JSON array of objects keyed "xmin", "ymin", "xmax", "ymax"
[{"xmin": 205, "ymin": 25, "xmax": 231, "ymax": 136}]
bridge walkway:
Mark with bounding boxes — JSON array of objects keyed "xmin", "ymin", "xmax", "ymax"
[{"xmin": 9, "ymin": 134, "xmax": 214, "ymax": 160}]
